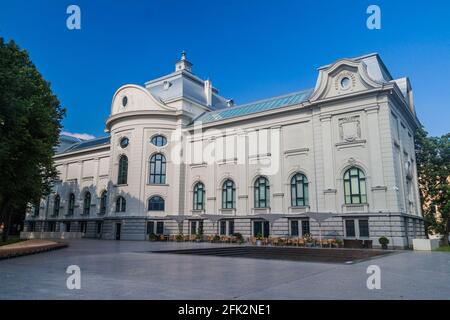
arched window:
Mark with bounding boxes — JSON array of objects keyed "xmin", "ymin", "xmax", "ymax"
[
  {"xmin": 193, "ymin": 182, "xmax": 205, "ymax": 210},
  {"xmin": 149, "ymin": 153, "xmax": 166, "ymax": 184},
  {"xmin": 222, "ymin": 179, "xmax": 236, "ymax": 209},
  {"xmin": 68, "ymin": 193, "xmax": 75, "ymax": 215},
  {"xmin": 53, "ymin": 195, "xmax": 60, "ymax": 216},
  {"xmin": 33, "ymin": 202, "xmax": 40, "ymax": 217},
  {"xmin": 343, "ymin": 167, "xmax": 367, "ymax": 204},
  {"xmin": 115, "ymin": 196, "xmax": 126, "ymax": 212},
  {"xmin": 118, "ymin": 155, "xmax": 128, "ymax": 185},
  {"xmin": 291, "ymin": 173, "xmax": 309, "ymax": 207},
  {"xmin": 151, "ymin": 135, "xmax": 167, "ymax": 147},
  {"xmin": 83, "ymin": 192, "xmax": 91, "ymax": 215},
  {"xmin": 254, "ymin": 177, "xmax": 270, "ymax": 208},
  {"xmin": 148, "ymin": 196, "xmax": 165, "ymax": 211},
  {"xmin": 100, "ymin": 191, "xmax": 107, "ymax": 215}
]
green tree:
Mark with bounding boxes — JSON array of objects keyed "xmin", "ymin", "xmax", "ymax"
[
  {"xmin": 415, "ymin": 127, "xmax": 450, "ymax": 244},
  {"xmin": 0, "ymin": 38, "xmax": 64, "ymax": 241}
]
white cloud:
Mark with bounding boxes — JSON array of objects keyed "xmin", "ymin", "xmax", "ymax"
[{"xmin": 61, "ymin": 131, "xmax": 96, "ymax": 140}]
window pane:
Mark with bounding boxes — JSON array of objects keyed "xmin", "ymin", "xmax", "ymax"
[
  {"xmin": 359, "ymin": 220, "xmax": 369, "ymax": 237},
  {"xmin": 345, "ymin": 220, "xmax": 356, "ymax": 237},
  {"xmin": 220, "ymin": 221, "xmax": 226, "ymax": 235},
  {"xmin": 147, "ymin": 221, "xmax": 154, "ymax": 235},
  {"xmin": 351, "ymin": 176, "xmax": 359, "ymax": 194},
  {"xmin": 156, "ymin": 222, "xmax": 164, "ymax": 235},
  {"xmin": 228, "ymin": 220, "xmax": 234, "ymax": 235},
  {"xmin": 253, "ymin": 221, "xmax": 262, "ymax": 236},
  {"xmin": 291, "ymin": 220, "xmax": 299, "ymax": 236},
  {"xmin": 302, "ymin": 220, "xmax": 310, "ymax": 235}
]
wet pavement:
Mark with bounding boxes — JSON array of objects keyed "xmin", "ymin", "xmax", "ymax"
[{"xmin": 0, "ymin": 239, "xmax": 449, "ymax": 299}]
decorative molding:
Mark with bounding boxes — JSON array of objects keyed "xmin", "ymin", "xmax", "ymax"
[
  {"xmin": 335, "ymin": 139, "xmax": 366, "ymax": 150},
  {"xmin": 284, "ymin": 148, "xmax": 309, "ymax": 157}
]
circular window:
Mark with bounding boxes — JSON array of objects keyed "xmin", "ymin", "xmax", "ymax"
[
  {"xmin": 122, "ymin": 96, "xmax": 128, "ymax": 107},
  {"xmin": 151, "ymin": 135, "xmax": 167, "ymax": 147},
  {"xmin": 120, "ymin": 137, "xmax": 129, "ymax": 148},
  {"xmin": 340, "ymin": 77, "xmax": 351, "ymax": 89}
]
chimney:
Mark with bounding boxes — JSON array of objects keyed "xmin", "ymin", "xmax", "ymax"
[{"xmin": 204, "ymin": 79, "xmax": 212, "ymax": 107}]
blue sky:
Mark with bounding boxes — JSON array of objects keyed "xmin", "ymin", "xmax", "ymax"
[{"xmin": 0, "ymin": 0, "xmax": 449, "ymax": 138}]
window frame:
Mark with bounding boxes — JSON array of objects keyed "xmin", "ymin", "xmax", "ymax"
[
  {"xmin": 343, "ymin": 167, "xmax": 367, "ymax": 204},
  {"xmin": 117, "ymin": 155, "xmax": 128, "ymax": 185},
  {"xmin": 151, "ymin": 135, "xmax": 167, "ymax": 147},
  {"xmin": 100, "ymin": 191, "xmax": 107, "ymax": 215},
  {"xmin": 53, "ymin": 195, "xmax": 60, "ymax": 217},
  {"xmin": 115, "ymin": 196, "xmax": 126, "ymax": 213},
  {"xmin": 68, "ymin": 193, "xmax": 75, "ymax": 215},
  {"xmin": 83, "ymin": 192, "xmax": 91, "ymax": 215},
  {"xmin": 254, "ymin": 176, "xmax": 270, "ymax": 208},
  {"xmin": 149, "ymin": 153, "xmax": 167, "ymax": 184},
  {"xmin": 222, "ymin": 179, "xmax": 236, "ymax": 209},
  {"xmin": 148, "ymin": 196, "xmax": 165, "ymax": 211},
  {"xmin": 290, "ymin": 173, "xmax": 309, "ymax": 207},
  {"xmin": 193, "ymin": 182, "xmax": 205, "ymax": 210}
]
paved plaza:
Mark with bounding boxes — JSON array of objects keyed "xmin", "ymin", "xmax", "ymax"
[{"xmin": 0, "ymin": 239, "xmax": 449, "ymax": 300}]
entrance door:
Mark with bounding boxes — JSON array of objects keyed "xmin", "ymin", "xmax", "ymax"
[
  {"xmin": 115, "ymin": 223, "xmax": 121, "ymax": 240},
  {"xmin": 253, "ymin": 221, "xmax": 270, "ymax": 237}
]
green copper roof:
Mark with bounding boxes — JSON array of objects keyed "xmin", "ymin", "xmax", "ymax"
[{"xmin": 193, "ymin": 88, "xmax": 313, "ymax": 125}]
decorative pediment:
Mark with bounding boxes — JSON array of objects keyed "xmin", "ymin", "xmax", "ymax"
[
  {"xmin": 110, "ymin": 84, "xmax": 175, "ymax": 116},
  {"xmin": 309, "ymin": 59, "xmax": 382, "ymax": 102}
]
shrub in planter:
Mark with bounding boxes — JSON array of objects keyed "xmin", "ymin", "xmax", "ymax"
[
  {"xmin": 149, "ymin": 233, "xmax": 158, "ymax": 241},
  {"xmin": 213, "ymin": 235, "xmax": 221, "ymax": 243},
  {"xmin": 335, "ymin": 239, "xmax": 343, "ymax": 248},
  {"xmin": 379, "ymin": 236, "xmax": 389, "ymax": 249},
  {"xmin": 195, "ymin": 233, "xmax": 203, "ymax": 242},
  {"xmin": 233, "ymin": 233, "xmax": 244, "ymax": 244},
  {"xmin": 175, "ymin": 234, "xmax": 184, "ymax": 242}
]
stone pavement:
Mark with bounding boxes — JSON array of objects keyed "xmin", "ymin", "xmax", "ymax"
[{"xmin": 0, "ymin": 239, "xmax": 448, "ymax": 300}]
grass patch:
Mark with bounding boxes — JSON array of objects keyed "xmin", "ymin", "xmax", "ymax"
[
  {"xmin": 435, "ymin": 245, "xmax": 450, "ymax": 252},
  {"xmin": 0, "ymin": 236, "xmax": 22, "ymax": 247}
]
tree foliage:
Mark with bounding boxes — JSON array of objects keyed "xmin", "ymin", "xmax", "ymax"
[
  {"xmin": 0, "ymin": 38, "xmax": 65, "ymax": 240},
  {"xmin": 415, "ymin": 127, "xmax": 450, "ymax": 244}
]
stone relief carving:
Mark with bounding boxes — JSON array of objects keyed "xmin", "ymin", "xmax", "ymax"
[{"xmin": 339, "ymin": 116, "xmax": 361, "ymax": 142}]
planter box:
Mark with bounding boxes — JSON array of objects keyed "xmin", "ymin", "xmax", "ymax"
[{"xmin": 412, "ymin": 238, "xmax": 439, "ymax": 251}]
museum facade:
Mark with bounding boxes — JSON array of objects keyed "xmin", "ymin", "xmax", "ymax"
[{"xmin": 24, "ymin": 52, "xmax": 425, "ymax": 248}]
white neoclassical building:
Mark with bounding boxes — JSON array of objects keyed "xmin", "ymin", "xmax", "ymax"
[{"xmin": 25, "ymin": 52, "xmax": 425, "ymax": 248}]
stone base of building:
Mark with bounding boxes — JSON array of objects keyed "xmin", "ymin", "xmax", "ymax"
[{"xmin": 24, "ymin": 213, "xmax": 425, "ymax": 250}]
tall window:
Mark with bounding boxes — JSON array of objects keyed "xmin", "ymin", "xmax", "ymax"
[
  {"xmin": 222, "ymin": 179, "xmax": 235, "ymax": 209},
  {"xmin": 148, "ymin": 196, "xmax": 165, "ymax": 211},
  {"xmin": 33, "ymin": 202, "xmax": 40, "ymax": 217},
  {"xmin": 116, "ymin": 196, "xmax": 126, "ymax": 212},
  {"xmin": 254, "ymin": 176, "xmax": 270, "ymax": 208},
  {"xmin": 149, "ymin": 153, "xmax": 166, "ymax": 184},
  {"xmin": 83, "ymin": 192, "xmax": 91, "ymax": 215},
  {"xmin": 100, "ymin": 191, "xmax": 107, "ymax": 215},
  {"xmin": 53, "ymin": 195, "xmax": 60, "ymax": 216},
  {"xmin": 68, "ymin": 193, "xmax": 75, "ymax": 215},
  {"xmin": 151, "ymin": 135, "xmax": 167, "ymax": 147},
  {"xmin": 118, "ymin": 155, "xmax": 128, "ymax": 185},
  {"xmin": 343, "ymin": 167, "xmax": 367, "ymax": 204},
  {"xmin": 291, "ymin": 173, "xmax": 309, "ymax": 207},
  {"xmin": 193, "ymin": 182, "xmax": 205, "ymax": 210}
]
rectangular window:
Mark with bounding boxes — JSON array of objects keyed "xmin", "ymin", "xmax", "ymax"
[
  {"xmin": 156, "ymin": 221, "xmax": 164, "ymax": 235},
  {"xmin": 359, "ymin": 220, "xmax": 369, "ymax": 238},
  {"xmin": 96, "ymin": 222, "xmax": 102, "ymax": 234},
  {"xmin": 219, "ymin": 221, "xmax": 226, "ymax": 235},
  {"xmin": 301, "ymin": 220, "xmax": 310, "ymax": 236},
  {"xmin": 147, "ymin": 221, "xmax": 154, "ymax": 235},
  {"xmin": 345, "ymin": 220, "xmax": 356, "ymax": 238},
  {"xmin": 228, "ymin": 220, "xmax": 234, "ymax": 235},
  {"xmin": 290, "ymin": 220, "xmax": 299, "ymax": 236},
  {"xmin": 190, "ymin": 221, "xmax": 197, "ymax": 235}
]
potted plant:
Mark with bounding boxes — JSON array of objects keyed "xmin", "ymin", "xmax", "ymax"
[
  {"xmin": 175, "ymin": 233, "xmax": 184, "ymax": 242},
  {"xmin": 335, "ymin": 239, "xmax": 343, "ymax": 248},
  {"xmin": 195, "ymin": 232, "xmax": 203, "ymax": 242},
  {"xmin": 379, "ymin": 236, "xmax": 389, "ymax": 250},
  {"xmin": 303, "ymin": 233, "xmax": 313, "ymax": 247},
  {"xmin": 256, "ymin": 233, "xmax": 263, "ymax": 246},
  {"xmin": 149, "ymin": 233, "xmax": 158, "ymax": 241},
  {"xmin": 213, "ymin": 235, "xmax": 221, "ymax": 243},
  {"xmin": 233, "ymin": 233, "xmax": 244, "ymax": 244}
]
